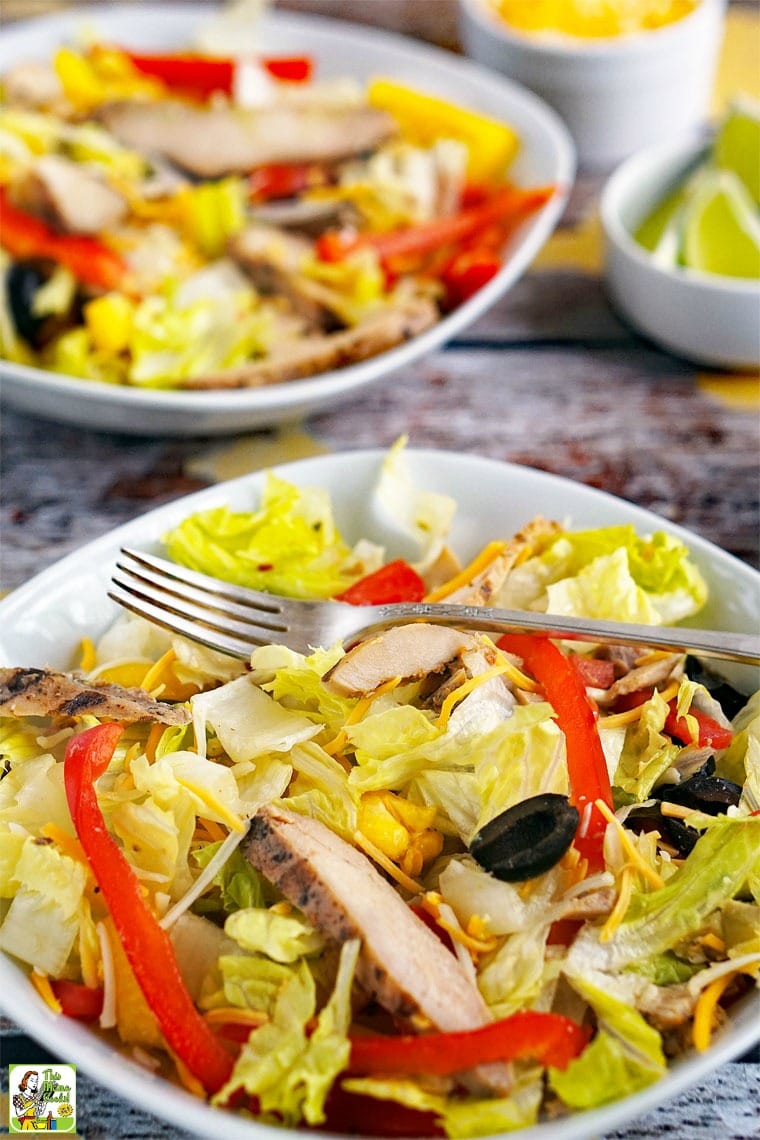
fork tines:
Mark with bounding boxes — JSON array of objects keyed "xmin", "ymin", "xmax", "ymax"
[{"xmin": 109, "ymin": 548, "xmax": 288, "ymax": 659}]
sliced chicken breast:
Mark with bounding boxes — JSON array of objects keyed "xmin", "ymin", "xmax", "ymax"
[
  {"xmin": 98, "ymin": 100, "xmax": 396, "ymax": 179},
  {"xmin": 327, "ymin": 623, "xmax": 477, "ymax": 697},
  {"xmin": 246, "ymin": 804, "xmax": 493, "ymax": 1031},
  {"xmin": 13, "ymin": 155, "xmax": 128, "ymax": 236},
  {"xmin": 0, "ymin": 667, "xmax": 190, "ymax": 725},
  {"xmin": 230, "ymin": 225, "xmax": 342, "ymax": 332},
  {"xmin": 181, "ymin": 297, "xmax": 438, "ymax": 389}
]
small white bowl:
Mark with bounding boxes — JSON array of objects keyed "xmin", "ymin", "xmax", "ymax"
[
  {"xmin": 459, "ymin": 0, "xmax": 726, "ymax": 168},
  {"xmin": 601, "ymin": 137, "xmax": 760, "ymax": 370}
]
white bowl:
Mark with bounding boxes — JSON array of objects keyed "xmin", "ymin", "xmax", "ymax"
[
  {"xmin": 459, "ymin": 0, "xmax": 726, "ymax": 168},
  {"xmin": 0, "ymin": 448, "xmax": 758, "ymax": 1140},
  {"xmin": 0, "ymin": 3, "xmax": 574, "ymax": 437},
  {"xmin": 601, "ymin": 137, "xmax": 760, "ymax": 370}
]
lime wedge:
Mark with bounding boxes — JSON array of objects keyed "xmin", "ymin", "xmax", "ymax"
[
  {"xmin": 635, "ymin": 186, "xmax": 685, "ymax": 253},
  {"xmin": 681, "ymin": 170, "xmax": 760, "ymax": 278},
  {"xmin": 714, "ymin": 97, "xmax": 760, "ymax": 206}
]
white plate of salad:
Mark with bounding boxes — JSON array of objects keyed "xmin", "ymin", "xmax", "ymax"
[
  {"xmin": 0, "ymin": 445, "xmax": 758, "ymax": 1140},
  {"xmin": 0, "ymin": 3, "xmax": 574, "ymax": 437}
]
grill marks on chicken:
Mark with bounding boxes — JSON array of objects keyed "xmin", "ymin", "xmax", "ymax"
[
  {"xmin": 246, "ymin": 806, "xmax": 499, "ymax": 1035},
  {"xmin": 0, "ymin": 667, "xmax": 189, "ymax": 725}
]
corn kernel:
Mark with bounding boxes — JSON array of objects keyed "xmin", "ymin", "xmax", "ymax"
[{"xmin": 84, "ymin": 293, "xmax": 136, "ymax": 355}]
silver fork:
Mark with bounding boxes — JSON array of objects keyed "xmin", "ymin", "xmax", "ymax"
[{"xmin": 108, "ymin": 547, "xmax": 760, "ymax": 666}]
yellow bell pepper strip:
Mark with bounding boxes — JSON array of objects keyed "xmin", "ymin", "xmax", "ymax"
[
  {"xmin": 0, "ymin": 187, "xmax": 127, "ymax": 292},
  {"xmin": 368, "ymin": 79, "xmax": 519, "ymax": 183},
  {"xmin": 316, "ymin": 183, "xmax": 554, "ymax": 268},
  {"xmin": 63, "ymin": 723, "xmax": 234, "ymax": 1095},
  {"xmin": 497, "ymin": 634, "xmax": 613, "ymax": 872},
  {"xmin": 348, "ymin": 1010, "xmax": 590, "ymax": 1076}
]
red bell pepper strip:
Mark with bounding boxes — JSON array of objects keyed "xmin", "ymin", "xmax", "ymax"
[
  {"xmin": 441, "ymin": 246, "xmax": 502, "ymax": 308},
  {"xmin": 570, "ymin": 656, "xmax": 616, "ymax": 690},
  {"xmin": 335, "ymin": 560, "xmax": 426, "ymax": 606},
  {"xmin": 0, "ymin": 188, "xmax": 126, "ymax": 292},
  {"xmin": 348, "ymin": 1010, "xmax": 588, "ymax": 1077},
  {"xmin": 249, "ymin": 161, "xmax": 329, "ymax": 202},
  {"xmin": 323, "ymin": 1086, "xmax": 443, "ymax": 1137},
  {"xmin": 63, "ymin": 724, "xmax": 233, "ymax": 1095},
  {"xmin": 546, "ymin": 918, "xmax": 584, "ymax": 948},
  {"xmin": 615, "ymin": 686, "xmax": 734, "ymax": 749},
  {"xmin": 664, "ymin": 703, "xmax": 733, "ymax": 750},
  {"xmin": 316, "ymin": 184, "xmax": 554, "ymax": 266},
  {"xmin": 497, "ymin": 635, "xmax": 613, "ymax": 870},
  {"xmin": 122, "ymin": 50, "xmax": 313, "ymax": 97},
  {"xmin": 49, "ymin": 979, "xmax": 104, "ymax": 1022}
]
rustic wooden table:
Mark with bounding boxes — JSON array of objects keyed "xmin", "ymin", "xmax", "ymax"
[{"xmin": 1, "ymin": 1, "xmax": 759, "ymax": 1138}]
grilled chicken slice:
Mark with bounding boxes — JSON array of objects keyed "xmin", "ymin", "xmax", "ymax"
[
  {"xmin": 3, "ymin": 61, "xmax": 63, "ymax": 110},
  {"xmin": 12, "ymin": 155, "xmax": 128, "ymax": 236},
  {"xmin": 0, "ymin": 667, "xmax": 189, "ymax": 725},
  {"xmin": 327, "ymin": 623, "xmax": 477, "ymax": 697},
  {"xmin": 246, "ymin": 805, "xmax": 502, "ymax": 1043},
  {"xmin": 230, "ymin": 225, "xmax": 342, "ymax": 332},
  {"xmin": 182, "ymin": 297, "xmax": 438, "ymax": 389},
  {"xmin": 98, "ymin": 100, "xmax": 396, "ymax": 179},
  {"xmin": 595, "ymin": 653, "xmax": 683, "ymax": 708}
]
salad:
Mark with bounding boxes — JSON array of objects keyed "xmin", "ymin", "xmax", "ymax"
[
  {"xmin": 0, "ymin": 443, "xmax": 758, "ymax": 1137},
  {"xmin": 0, "ymin": 14, "xmax": 551, "ymax": 391}
]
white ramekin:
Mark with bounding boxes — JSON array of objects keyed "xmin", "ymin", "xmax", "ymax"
[
  {"xmin": 459, "ymin": 0, "xmax": 727, "ymax": 168},
  {"xmin": 601, "ymin": 136, "xmax": 760, "ymax": 370}
]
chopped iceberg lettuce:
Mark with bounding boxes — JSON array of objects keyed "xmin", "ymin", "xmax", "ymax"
[
  {"xmin": 163, "ymin": 473, "xmax": 361, "ymax": 598},
  {"xmin": 225, "ymin": 907, "xmax": 324, "ymax": 962},
  {"xmin": 614, "ymin": 688, "xmax": 681, "ymax": 800},
  {"xmin": 214, "ymin": 941, "xmax": 359, "ymax": 1126},
  {"xmin": 0, "ymin": 836, "xmax": 88, "ymax": 975},
  {"xmin": 497, "ymin": 525, "xmax": 707, "ymax": 624},
  {"xmin": 568, "ymin": 817, "xmax": 760, "ymax": 972},
  {"xmin": 549, "ymin": 978, "xmax": 665, "ymax": 1108}
]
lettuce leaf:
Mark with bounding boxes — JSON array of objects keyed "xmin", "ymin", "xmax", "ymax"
[
  {"xmin": 498, "ymin": 526, "xmax": 707, "ymax": 624},
  {"xmin": 215, "ymin": 954, "xmax": 298, "ymax": 1015},
  {"xmin": 568, "ymin": 817, "xmax": 760, "ymax": 972},
  {"xmin": 192, "ymin": 675, "xmax": 321, "ymax": 764},
  {"xmin": 225, "ymin": 907, "xmax": 324, "ymax": 962},
  {"xmin": 614, "ymin": 688, "xmax": 681, "ymax": 800},
  {"xmin": 370, "ymin": 436, "xmax": 456, "ymax": 571},
  {"xmin": 0, "ymin": 836, "xmax": 88, "ymax": 975},
  {"xmin": 193, "ymin": 840, "xmax": 268, "ymax": 913},
  {"xmin": 163, "ymin": 473, "xmax": 360, "ymax": 599},
  {"xmin": 549, "ymin": 977, "xmax": 665, "ymax": 1108},
  {"xmin": 213, "ymin": 941, "xmax": 359, "ymax": 1126}
]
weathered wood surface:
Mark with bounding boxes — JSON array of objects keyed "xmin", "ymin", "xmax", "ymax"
[{"xmin": 1, "ymin": 2, "xmax": 758, "ymax": 1138}]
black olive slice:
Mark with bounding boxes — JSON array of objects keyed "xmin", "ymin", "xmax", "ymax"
[
  {"xmin": 659, "ymin": 760, "xmax": 742, "ymax": 816},
  {"xmin": 7, "ymin": 260, "xmax": 48, "ymax": 346},
  {"xmin": 683, "ymin": 657, "xmax": 748, "ymax": 721},
  {"xmin": 469, "ymin": 793, "xmax": 579, "ymax": 882}
]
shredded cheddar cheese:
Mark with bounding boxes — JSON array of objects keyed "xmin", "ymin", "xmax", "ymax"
[
  {"xmin": 424, "ymin": 541, "xmax": 507, "ymax": 602},
  {"xmin": 598, "ymin": 680, "xmax": 680, "ymax": 729},
  {"xmin": 595, "ymin": 798, "xmax": 666, "ymax": 890},
  {"xmin": 437, "ymin": 663, "xmax": 514, "ymax": 729},
  {"xmin": 353, "ymin": 830, "xmax": 423, "ymax": 894},
  {"xmin": 175, "ymin": 775, "xmax": 245, "ymax": 833},
  {"xmin": 30, "ymin": 970, "xmax": 63, "ymax": 1015},
  {"xmin": 599, "ymin": 863, "xmax": 634, "ymax": 942},
  {"xmin": 323, "ymin": 675, "xmax": 402, "ymax": 756},
  {"xmin": 692, "ymin": 972, "xmax": 735, "ymax": 1052}
]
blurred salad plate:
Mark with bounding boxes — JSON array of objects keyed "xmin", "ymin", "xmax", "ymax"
[
  {"xmin": 0, "ymin": 447, "xmax": 758, "ymax": 1140},
  {"xmin": 0, "ymin": 3, "xmax": 574, "ymax": 436}
]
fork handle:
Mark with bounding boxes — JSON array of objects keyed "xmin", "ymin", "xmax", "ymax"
[{"xmin": 358, "ymin": 604, "xmax": 760, "ymax": 666}]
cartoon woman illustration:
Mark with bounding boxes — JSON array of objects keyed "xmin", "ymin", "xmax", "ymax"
[{"xmin": 12, "ymin": 1070, "xmax": 53, "ymax": 1131}]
